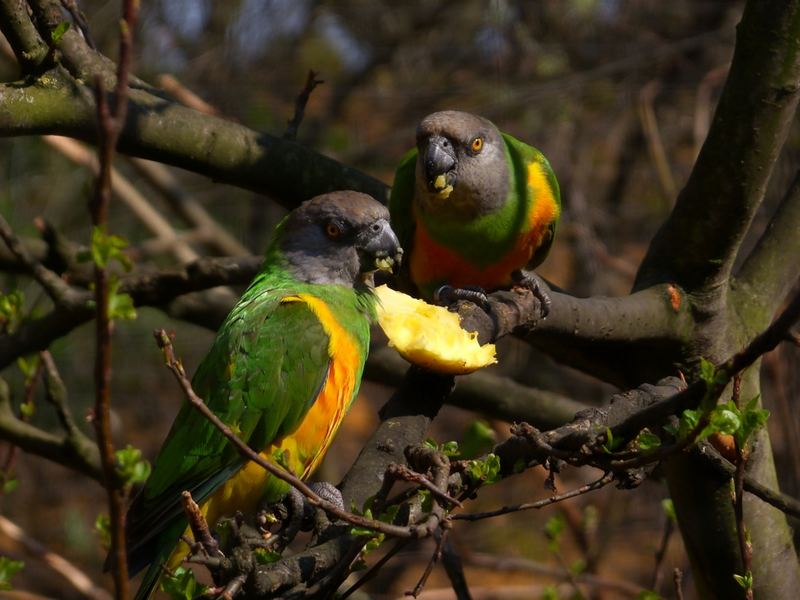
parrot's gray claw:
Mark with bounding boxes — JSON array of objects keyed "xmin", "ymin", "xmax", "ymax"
[
  {"xmin": 308, "ymin": 481, "xmax": 345, "ymax": 510},
  {"xmin": 512, "ymin": 270, "xmax": 551, "ymax": 319},
  {"xmin": 434, "ymin": 284, "xmax": 491, "ymax": 311}
]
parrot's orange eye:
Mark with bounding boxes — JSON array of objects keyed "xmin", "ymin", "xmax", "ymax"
[
  {"xmin": 470, "ymin": 137, "xmax": 484, "ymax": 153},
  {"xmin": 325, "ymin": 222, "xmax": 342, "ymax": 238}
]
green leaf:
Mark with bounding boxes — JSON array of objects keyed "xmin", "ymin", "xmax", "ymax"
[
  {"xmin": 570, "ymin": 558, "xmax": 586, "ymax": 575},
  {"xmin": 465, "ymin": 453, "xmax": 501, "ymax": 486},
  {"xmin": 253, "ymin": 548, "xmax": 281, "ymax": 564},
  {"xmin": 90, "ymin": 226, "xmax": 132, "ymax": 271},
  {"xmin": 736, "ymin": 396, "xmax": 770, "ymax": 448},
  {"xmin": 50, "ymin": 21, "xmax": 71, "ymax": 44},
  {"xmin": 161, "ymin": 566, "xmax": 209, "ymax": 600},
  {"xmin": 602, "ymin": 427, "xmax": 624, "ymax": 454},
  {"xmin": 637, "ymin": 430, "xmax": 661, "ymax": 452},
  {"xmin": 2, "ymin": 479, "xmax": 18, "ymax": 494},
  {"xmin": 108, "ymin": 277, "xmax": 137, "ymax": 321},
  {"xmin": 19, "ymin": 402, "xmax": 35, "ymax": 418},
  {"xmin": 661, "ymin": 498, "xmax": 676, "ymax": 524},
  {"xmin": 709, "ymin": 404, "xmax": 740, "ymax": 435},
  {"xmin": 698, "ymin": 357, "xmax": 718, "ymax": 385},
  {"xmin": 0, "ymin": 556, "xmax": 24, "ymax": 591},
  {"xmin": 0, "ymin": 290, "xmax": 25, "ymax": 334},
  {"xmin": 544, "ymin": 514, "xmax": 565, "ymax": 553},
  {"xmin": 115, "ymin": 445, "xmax": 151, "ymax": 486},
  {"xmin": 541, "ymin": 585, "xmax": 560, "ymax": 600},
  {"xmin": 440, "ymin": 440, "xmax": 460, "ymax": 458},
  {"xmin": 733, "ymin": 570, "xmax": 753, "ymax": 590},
  {"xmin": 636, "ymin": 591, "xmax": 662, "ymax": 600},
  {"xmin": 460, "ymin": 420, "xmax": 496, "ymax": 458},
  {"xmin": 676, "ymin": 408, "xmax": 700, "ymax": 440},
  {"xmin": 16, "ymin": 354, "xmax": 39, "ymax": 381},
  {"xmin": 95, "ymin": 513, "xmax": 111, "ymax": 550}
]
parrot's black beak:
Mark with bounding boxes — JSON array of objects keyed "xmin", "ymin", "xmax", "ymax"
[
  {"xmin": 358, "ymin": 218, "xmax": 403, "ymax": 275},
  {"xmin": 423, "ymin": 136, "xmax": 457, "ymax": 195}
]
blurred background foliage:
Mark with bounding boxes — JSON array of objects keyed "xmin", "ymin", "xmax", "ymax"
[{"xmin": 1, "ymin": 0, "xmax": 799, "ymax": 598}]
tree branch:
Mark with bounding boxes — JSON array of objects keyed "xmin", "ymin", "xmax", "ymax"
[
  {"xmin": 0, "ymin": 0, "xmax": 48, "ymax": 71},
  {"xmin": 0, "ymin": 76, "xmax": 389, "ymax": 209},
  {"xmin": 735, "ymin": 170, "xmax": 800, "ymax": 319},
  {"xmin": 636, "ymin": 0, "xmax": 800, "ymax": 292}
]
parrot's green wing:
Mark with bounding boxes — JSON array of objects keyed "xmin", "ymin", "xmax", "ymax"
[
  {"xmin": 126, "ymin": 286, "xmax": 331, "ymax": 573},
  {"xmin": 388, "ymin": 148, "xmax": 419, "ymax": 291},
  {"xmin": 501, "ymin": 132, "xmax": 561, "ymax": 269}
]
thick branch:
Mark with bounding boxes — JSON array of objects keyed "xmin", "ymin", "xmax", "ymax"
[
  {"xmin": 735, "ymin": 170, "xmax": 800, "ymax": 319},
  {"xmin": 0, "ymin": 75, "xmax": 389, "ymax": 209},
  {"xmin": 636, "ymin": 1, "xmax": 800, "ymax": 292},
  {"xmin": 0, "ymin": 0, "xmax": 48, "ymax": 71}
]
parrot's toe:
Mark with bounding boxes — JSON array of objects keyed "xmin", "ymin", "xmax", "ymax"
[
  {"xmin": 308, "ymin": 481, "xmax": 345, "ymax": 510},
  {"xmin": 434, "ymin": 284, "xmax": 491, "ymax": 311},
  {"xmin": 512, "ymin": 270, "xmax": 551, "ymax": 319}
]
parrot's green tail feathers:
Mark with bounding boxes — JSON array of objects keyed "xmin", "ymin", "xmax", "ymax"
[{"xmin": 133, "ymin": 560, "xmax": 164, "ymax": 600}]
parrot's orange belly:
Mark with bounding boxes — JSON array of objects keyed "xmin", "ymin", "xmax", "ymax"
[{"xmin": 410, "ymin": 218, "xmax": 550, "ymax": 296}]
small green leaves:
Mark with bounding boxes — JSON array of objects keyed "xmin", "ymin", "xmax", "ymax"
[
  {"xmin": 601, "ymin": 427, "xmax": 624, "ymax": 454},
  {"xmin": 253, "ymin": 547, "xmax": 281, "ymax": 564},
  {"xmin": 51, "ymin": 22, "xmax": 71, "ymax": 44},
  {"xmin": 108, "ymin": 277, "xmax": 137, "ymax": 321},
  {"xmin": 115, "ymin": 445, "xmax": 151, "ymax": 486},
  {"xmin": 86, "ymin": 226, "xmax": 133, "ymax": 271},
  {"xmin": 0, "ymin": 290, "xmax": 24, "ymax": 334},
  {"xmin": 736, "ymin": 396, "xmax": 770, "ymax": 448},
  {"xmin": 460, "ymin": 420, "xmax": 496, "ymax": 458},
  {"xmin": 661, "ymin": 498, "xmax": 676, "ymax": 524},
  {"xmin": 2, "ymin": 478, "xmax": 18, "ymax": 495},
  {"xmin": 636, "ymin": 591, "xmax": 662, "ymax": 600},
  {"xmin": 424, "ymin": 438, "xmax": 460, "ymax": 458},
  {"xmin": 95, "ymin": 513, "xmax": 111, "ymax": 550},
  {"xmin": 544, "ymin": 513, "xmax": 565, "ymax": 553},
  {"xmin": 636, "ymin": 430, "xmax": 661, "ymax": 452},
  {"xmin": 161, "ymin": 566, "xmax": 209, "ymax": 600},
  {"xmin": 465, "ymin": 453, "xmax": 501, "ymax": 486},
  {"xmin": 733, "ymin": 570, "xmax": 753, "ymax": 591},
  {"xmin": 0, "ymin": 556, "xmax": 24, "ymax": 591}
]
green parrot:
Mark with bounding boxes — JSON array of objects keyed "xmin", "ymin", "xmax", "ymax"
[
  {"xmin": 124, "ymin": 191, "xmax": 402, "ymax": 599},
  {"xmin": 389, "ymin": 110, "xmax": 560, "ymax": 312}
]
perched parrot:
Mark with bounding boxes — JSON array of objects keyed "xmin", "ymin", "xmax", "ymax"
[
  {"xmin": 389, "ymin": 110, "xmax": 560, "ymax": 312},
  {"xmin": 124, "ymin": 191, "xmax": 402, "ymax": 599}
]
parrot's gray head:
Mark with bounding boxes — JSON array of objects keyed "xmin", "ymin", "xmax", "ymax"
[
  {"xmin": 414, "ymin": 110, "xmax": 509, "ymax": 219},
  {"xmin": 279, "ymin": 191, "xmax": 403, "ymax": 287}
]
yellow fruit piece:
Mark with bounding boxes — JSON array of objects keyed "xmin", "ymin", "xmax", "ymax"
[{"xmin": 374, "ymin": 285, "xmax": 497, "ymax": 374}]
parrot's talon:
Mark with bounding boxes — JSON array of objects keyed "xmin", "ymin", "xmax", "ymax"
[
  {"xmin": 434, "ymin": 284, "xmax": 491, "ymax": 311},
  {"xmin": 512, "ymin": 270, "xmax": 551, "ymax": 319}
]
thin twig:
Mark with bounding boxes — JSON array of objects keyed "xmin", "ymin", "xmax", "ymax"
[
  {"xmin": 650, "ymin": 513, "xmax": 674, "ymax": 592},
  {"xmin": 181, "ymin": 491, "xmax": 221, "ymax": 559},
  {"xmin": 440, "ymin": 533, "xmax": 472, "ymax": 600},
  {"xmin": 0, "ymin": 213, "xmax": 86, "ymax": 307},
  {"xmin": 407, "ymin": 528, "xmax": 448, "ymax": 597},
  {"xmin": 284, "ymin": 69, "xmax": 323, "ymax": 140},
  {"xmin": 731, "ymin": 374, "xmax": 753, "ymax": 599},
  {"xmin": 452, "ymin": 473, "xmax": 613, "ymax": 522},
  {"xmin": 90, "ymin": 3, "xmax": 139, "ymax": 598},
  {"xmin": 339, "ymin": 539, "xmax": 412, "ymax": 600},
  {"xmin": 673, "ymin": 568, "xmax": 684, "ymax": 600},
  {"xmin": 0, "ymin": 514, "xmax": 112, "ymax": 600}
]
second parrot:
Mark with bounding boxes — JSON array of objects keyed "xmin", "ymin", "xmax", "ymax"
[{"xmin": 389, "ymin": 110, "xmax": 560, "ymax": 312}]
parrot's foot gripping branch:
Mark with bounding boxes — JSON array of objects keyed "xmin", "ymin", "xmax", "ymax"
[
  {"xmin": 511, "ymin": 269, "xmax": 551, "ymax": 319},
  {"xmin": 433, "ymin": 284, "xmax": 491, "ymax": 311}
]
